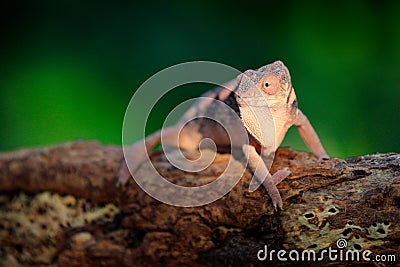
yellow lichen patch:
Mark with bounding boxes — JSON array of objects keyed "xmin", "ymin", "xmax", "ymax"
[
  {"xmin": 346, "ymin": 235, "xmax": 384, "ymax": 251},
  {"xmin": 367, "ymin": 222, "xmax": 390, "ymax": 239},
  {"xmin": 338, "ymin": 221, "xmax": 389, "ymax": 250},
  {"xmin": 212, "ymin": 226, "xmax": 242, "ymax": 241},
  {"xmin": 281, "ymin": 201, "xmax": 346, "ymax": 251},
  {"xmin": 70, "ymin": 231, "xmax": 96, "ymax": 249},
  {"xmin": 296, "ymin": 204, "xmax": 340, "ymax": 231},
  {"xmin": 281, "ymin": 201, "xmax": 391, "ymax": 252},
  {"xmin": 0, "ymin": 192, "xmax": 120, "ymax": 265}
]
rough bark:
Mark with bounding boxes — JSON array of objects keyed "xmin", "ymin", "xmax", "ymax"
[{"xmin": 0, "ymin": 141, "xmax": 399, "ymax": 266}]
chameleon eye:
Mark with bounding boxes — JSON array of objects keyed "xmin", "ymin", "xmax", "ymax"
[{"xmin": 264, "ymin": 82, "xmax": 269, "ymax": 88}]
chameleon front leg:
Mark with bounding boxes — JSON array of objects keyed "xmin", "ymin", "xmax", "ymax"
[
  {"xmin": 242, "ymin": 144, "xmax": 291, "ymax": 210},
  {"xmin": 295, "ymin": 109, "xmax": 329, "ymax": 160}
]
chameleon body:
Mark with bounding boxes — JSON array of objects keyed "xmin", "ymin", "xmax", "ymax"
[{"xmin": 119, "ymin": 61, "xmax": 329, "ymax": 209}]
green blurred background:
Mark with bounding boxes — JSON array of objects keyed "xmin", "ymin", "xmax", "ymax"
[{"xmin": 1, "ymin": 1, "xmax": 399, "ymax": 158}]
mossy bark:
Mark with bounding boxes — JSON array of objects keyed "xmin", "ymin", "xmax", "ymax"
[{"xmin": 0, "ymin": 141, "xmax": 399, "ymax": 266}]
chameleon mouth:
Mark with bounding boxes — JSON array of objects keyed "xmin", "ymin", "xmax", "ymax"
[
  {"xmin": 237, "ymin": 96, "xmax": 284, "ymax": 106},
  {"xmin": 236, "ymin": 96, "xmax": 268, "ymax": 107}
]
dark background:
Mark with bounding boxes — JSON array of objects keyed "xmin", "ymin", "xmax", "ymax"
[{"xmin": 1, "ymin": 1, "xmax": 399, "ymax": 158}]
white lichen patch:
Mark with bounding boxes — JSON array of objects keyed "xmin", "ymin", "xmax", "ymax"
[{"xmin": 0, "ymin": 192, "xmax": 120, "ymax": 265}]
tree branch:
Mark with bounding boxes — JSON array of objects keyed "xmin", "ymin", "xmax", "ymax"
[{"xmin": 0, "ymin": 141, "xmax": 399, "ymax": 266}]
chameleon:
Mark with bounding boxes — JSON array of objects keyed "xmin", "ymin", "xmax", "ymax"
[{"xmin": 118, "ymin": 61, "xmax": 329, "ymax": 209}]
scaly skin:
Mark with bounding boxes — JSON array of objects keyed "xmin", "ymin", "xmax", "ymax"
[{"xmin": 119, "ymin": 61, "xmax": 329, "ymax": 210}]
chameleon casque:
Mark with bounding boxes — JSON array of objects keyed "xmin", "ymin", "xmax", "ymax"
[{"xmin": 119, "ymin": 61, "xmax": 329, "ymax": 209}]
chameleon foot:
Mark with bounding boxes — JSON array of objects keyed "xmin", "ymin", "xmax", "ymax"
[
  {"xmin": 117, "ymin": 161, "xmax": 131, "ymax": 187},
  {"xmin": 117, "ymin": 141, "xmax": 149, "ymax": 187},
  {"xmin": 263, "ymin": 169, "xmax": 291, "ymax": 210},
  {"xmin": 318, "ymin": 155, "xmax": 330, "ymax": 161}
]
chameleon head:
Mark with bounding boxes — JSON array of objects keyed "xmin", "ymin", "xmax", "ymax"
[
  {"xmin": 236, "ymin": 60, "xmax": 293, "ymax": 108},
  {"xmin": 235, "ymin": 61, "xmax": 296, "ymax": 146}
]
